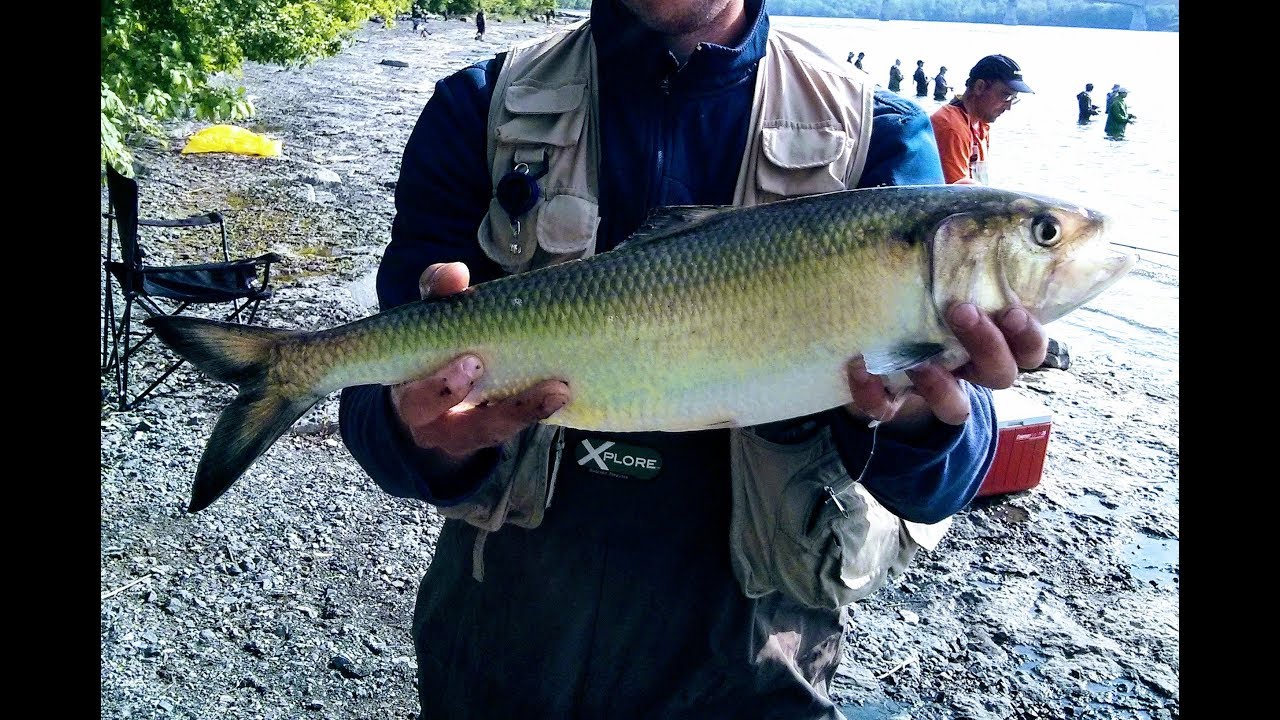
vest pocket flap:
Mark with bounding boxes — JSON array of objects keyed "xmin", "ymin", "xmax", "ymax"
[
  {"xmin": 535, "ymin": 193, "xmax": 599, "ymax": 255},
  {"xmin": 504, "ymin": 82, "xmax": 586, "ymax": 114},
  {"xmin": 777, "ymin": 451, "xmax": 858, "ymax": 549},
  {"xmin": 757, "ymin": 124, "xmax": 849, "ymax": 197},
  {"xmin": 478, "ymin": 197, "xmax": 538, "ymax": 272},
  {"xmin": 761, "ymin": 124, "xmax": 847, "ymax": 169},
  {"xmin": 497, "ymin": 83, "xmax": 588, "ymax": 147}
]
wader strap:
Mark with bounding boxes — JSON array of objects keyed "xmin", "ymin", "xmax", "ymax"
[{"xmin": 472, "ymin": 529, "xmax": 490, "ymax": 583}]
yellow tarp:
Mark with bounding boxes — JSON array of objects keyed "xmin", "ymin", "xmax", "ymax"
[{"xmin": 181, "ymin": 125, "xmax": 282, "ymax": 157}]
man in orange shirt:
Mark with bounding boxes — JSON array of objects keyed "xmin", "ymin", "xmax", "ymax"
[{"xmin": 929, "ymin": 54, "xmax": 1033, "ymax": 185}]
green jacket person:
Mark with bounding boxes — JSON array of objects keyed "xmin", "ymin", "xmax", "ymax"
[{"xmin": 1105, "ymin": 87, "xmax": 1136, "ymax": 138}]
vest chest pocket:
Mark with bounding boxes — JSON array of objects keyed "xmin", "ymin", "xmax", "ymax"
[
  {"xmin": 496, "ymin": 81, "xmax": 588, "ymax": 147},
  {"xmin": 755, "ymin": 121, "xmax": 852, "ymax": 201},
  {"xmin": 480, "ymin": 80, "xmax": 599, "ymax": 273}
]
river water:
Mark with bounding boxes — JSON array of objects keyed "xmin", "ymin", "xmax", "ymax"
[
  {"xmin": 775, "ymin": 16, "xmax": 1178, "ymax": 263},
  {"xmin": 774, "ymin": 16, "xmax": 1179, "ymax": 380}
]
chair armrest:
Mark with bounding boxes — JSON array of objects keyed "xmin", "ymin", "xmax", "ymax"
[{"xmin": 138, "ymin": 254, "xmax": 279, "ymax": 275}]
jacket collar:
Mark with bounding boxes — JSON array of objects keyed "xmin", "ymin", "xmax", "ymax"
[{"xmin": 591, "ymin": 0, "xmax": 769, "ymax": 93}]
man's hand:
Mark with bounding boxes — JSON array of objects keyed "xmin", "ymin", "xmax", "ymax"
[
  {"xmin": 389, "ymin": 262, "xmax": 571, "ymax": 463},
  {"xmin": 845, "ymin": 302, "xmax": 1048, "ymax": 429}
]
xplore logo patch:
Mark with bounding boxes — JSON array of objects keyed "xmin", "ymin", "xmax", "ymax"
[{"xmin": 575, "ymin": 438, "xmax": 663, "ymax": 480}]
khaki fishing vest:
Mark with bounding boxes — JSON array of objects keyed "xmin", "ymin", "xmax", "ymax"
[
  {"xmin": 475, "ymin": 21, "xmax": 875, "ymax": 271},
  {"xmin": 444, "ymin": 21, "xmax": 951, "ymax": 609}
]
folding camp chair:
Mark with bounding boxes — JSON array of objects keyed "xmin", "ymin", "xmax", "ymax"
[{"xmin": 101, "ymin": 165, "xmax": 282, "ymax": 411}]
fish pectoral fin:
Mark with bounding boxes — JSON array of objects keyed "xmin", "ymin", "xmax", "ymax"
[{"xmin": 863, "ymin": 342, "xmax": 947, "ymax": 376}]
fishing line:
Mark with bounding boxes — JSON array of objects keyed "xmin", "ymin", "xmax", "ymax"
[
  {"xmin": 851, "ymin": 386, "xmax": 914, "ymax": 485},
  {"xmin": 1111, "ymin": 241, "xmax": 1177, "ymax": 258},
  {"xmin": 823, "ymin": 395, "xmax": 893, "ymax": 517},
  {"xmin": 853, "ymin": 417, "xmax": 882, "ymax": 485}
]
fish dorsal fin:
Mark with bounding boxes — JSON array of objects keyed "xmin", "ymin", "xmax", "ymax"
[
  {"xmin": 618, "ymin": 205, "xmax": 736, "ymax": 249},
  {"xmin": 863, "ymin": 342, "xmax": 947, "ymax": 376}
]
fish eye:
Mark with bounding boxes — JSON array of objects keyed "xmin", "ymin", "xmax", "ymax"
[{"xmin": 1031, "ymin": 214, "xmax": 1061, "ymax": 247}]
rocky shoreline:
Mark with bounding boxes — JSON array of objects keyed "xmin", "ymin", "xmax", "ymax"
[{"xmin": 100, "ymin": 16, "xmax": 1179, "ymax": 720}]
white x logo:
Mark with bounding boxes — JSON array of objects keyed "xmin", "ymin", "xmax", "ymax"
[{"xmin": 578, "ymin": 439, "xmax": 615, "ymax": 470}]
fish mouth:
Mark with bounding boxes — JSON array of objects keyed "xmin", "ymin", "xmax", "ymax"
[{"xmin": 1038, "ymin": 247, "xmax": 1138, "ymax": 322}]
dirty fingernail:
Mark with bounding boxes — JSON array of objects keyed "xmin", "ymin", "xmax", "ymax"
[
  {"xmin": 949, "ymin": 303, "xmax": 980, "ymax": 329},
  {"xmin": 1000, "ymin": 307, "xmax": 1029, "ymax": 333},
  {"xmin": 458, "ymin": 355, "xmax": 484, "ymax": 381},
  {"xmin": 422, "ymin": 266, "xmax": 444, "ymax": 294},
  {"xmin": 540, "ymin": 394, "xmax": 568, "ymax": 418},
  {"xmin": 847, "ymin": 359, "xmax": 871, "ymax": 383}
]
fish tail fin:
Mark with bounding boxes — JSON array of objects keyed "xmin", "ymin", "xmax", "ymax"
[
  {"xmin": 144, "ymin": 316, "xmax": 291, "ymax": 386},
  {"xmin": 189, "ymin": 388, "xmax": 320, "ymax": 512},
  {"xmin": 143, "ymin": 316, "xmax": 322, "ymax": 513}
]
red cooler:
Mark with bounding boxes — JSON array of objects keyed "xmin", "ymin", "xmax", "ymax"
[{"xmin": 976, "ymin": 389, "xmax": 1054, "ymax": 497}]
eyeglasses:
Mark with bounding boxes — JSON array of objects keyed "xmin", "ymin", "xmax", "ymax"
[{"xmin": 981, "ymin": 81, "xmax": 1020, "ymax": 105}]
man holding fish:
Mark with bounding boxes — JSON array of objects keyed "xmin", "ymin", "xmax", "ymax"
[
  {"xmin": 149, "ymin": 0, "xmax": 1135, "ymax": 716},
  {"xmin": 341, "ymin": 1, "xmax": 1045, "ymax": 715}
]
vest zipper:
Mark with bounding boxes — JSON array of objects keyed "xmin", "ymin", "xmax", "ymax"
[{"xmin": 651, "ymin": 46, "xmax": 699, "ymax": 207}]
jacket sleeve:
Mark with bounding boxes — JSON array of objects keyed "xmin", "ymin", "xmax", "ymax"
[
  {"xmin": 860, "ymin": 90, "xmax": 946, "ymax": 187},
  {"xmin": 338, "ymin": 59, "xmax": 507, "ymax": 505},
  {"xmin": 828, "ymin": 90, "xmax": 997, "ymax": 524}
]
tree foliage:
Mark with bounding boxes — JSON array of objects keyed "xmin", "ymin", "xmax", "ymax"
[
  {"xmin": 411, "ymin": 0, "xmax": 556, "ymax": 20},
  {"xmin": 415, "ymin": 0, "xmax": 473, "ymax": 18},
  {"xmin": 102, "ymin": 0, "xmax": 413, "ymax": 177}
]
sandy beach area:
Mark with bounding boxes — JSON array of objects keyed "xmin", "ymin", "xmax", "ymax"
[{"xmin": 100, "ymin": 15, "xmax": 1178, "ymax": 720}]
